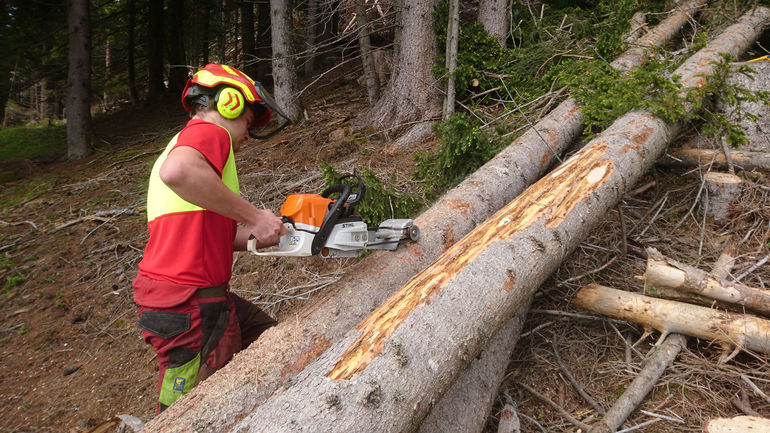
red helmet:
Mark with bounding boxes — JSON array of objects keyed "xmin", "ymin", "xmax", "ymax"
[{"xmin": 181, "ymin": 64, "xmax": 271, "ymax": 127}]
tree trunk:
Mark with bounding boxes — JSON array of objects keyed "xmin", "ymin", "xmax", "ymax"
[
  {"xmin": 478, "ymin": 0, "xmax": 509, "ymax": 48},
  {"xmin": 304, "ymin": 0, "xmax": 319, "ymax": 77},
  {"xmin": 141, "ymin": 4, "xmax": 710, "ymax": 431},
  {"xmin": 66, "ymin": 0, "xmax": 92, "ymax": 160},
  {"xmin": 573, "ymin": 283, "xmax": 770, "ymax": 359},
  {"xmin": 146, "ymin": 0, "xmax": 165, "ymax": 100},
  {"xmin": 241, "ymin": 1, "xmax": 258, "ymax": 79},
  {"xmin": 220, "ymin": 12, "xmax": 770, "ymax": 430},
  {"xmin": 255, "ymin": 0, "xmax": 272, "ymax": 85},
  {"xmin": 126, "ymin": 0, "xmax": 139, "ymax": 104},
  {"xmin": 270, "ymin": 0, "xmax": 301, "ymax": 120},
  {"xmin": 356, "ymin": 0, "xmax": 380, "ymax": 104},
  {"xmin": 367, "ymin": 0, "xmax": 441, "ymax": 138},
  {"xmin": 443, "ymin": 0, "xmax": 459, "ymax": 119},
  {"xmin": 167, "ymin": 0, "xmax": 187, "ymax": 93},
  {"xmin": 644, "ymin": 247, "xmax": 770, "ymax": 316},
  {"xmin": 587, "ymin": 333, "xmax": 686, "ymax": 433}
]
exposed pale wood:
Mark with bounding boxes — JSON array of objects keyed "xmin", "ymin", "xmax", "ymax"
[
  {"xmin": 573, "ymin": 283, "xmax": 770, "ymax": 358},
  {"xmin": 702, "ymin": 171, "xmax": 743, "ymax": 224},
  {"xmin": 712, "ymin": 244, "xmax": 739, "ymax": 279},
  {"xmin": 496, "ymin": 404, "xmax": 521, "ymax": 433},
  {"xmin": 644, "ymin": 247, "xmax": 770, "ymax": 316},
  {"xmin": 671, "ymin": 148, "xmax": 770, "ymax": 171},
  {"xmin": 705, "ymin": 416, "xmax": 770, "ymax": 432},
  {"xmin": 586, "ymin": 334, "xmax": 687, "ymax": 433}
]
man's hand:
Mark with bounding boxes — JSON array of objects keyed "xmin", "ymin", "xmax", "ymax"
[{"xmin": 243, "ymin": 209, "xmax": 286, "ymax": 249}]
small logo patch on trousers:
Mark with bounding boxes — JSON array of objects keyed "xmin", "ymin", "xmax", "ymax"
[{"xmin": 173, "ymin": 377, "xmax": 186, "ymax": 392}]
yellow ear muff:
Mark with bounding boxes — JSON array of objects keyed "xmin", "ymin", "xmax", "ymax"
[{"xmin": 216, "ymin": 87, "xmax": 245, "ymax": 119}]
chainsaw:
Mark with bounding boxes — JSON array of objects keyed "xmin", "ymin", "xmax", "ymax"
[{"xmin": 247, "ymin": 174, "xmax": 420, "ymax": 258}]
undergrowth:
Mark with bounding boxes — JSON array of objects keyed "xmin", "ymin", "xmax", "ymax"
[{"xmin": 0, "ymin": 125, "xmax": 66, "ymax": 163}]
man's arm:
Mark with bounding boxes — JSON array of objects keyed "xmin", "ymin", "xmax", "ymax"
[{"xmin": 159, "ymin": 146, "xmax": 285, "ymax": 248}]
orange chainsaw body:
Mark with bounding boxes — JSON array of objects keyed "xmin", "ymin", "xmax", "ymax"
[{"xmin": 280, "ymin": 194, "xmax": 333, "ymax": 228}]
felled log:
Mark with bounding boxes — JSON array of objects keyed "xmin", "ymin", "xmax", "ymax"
[
  {"xmin": 586, "ymin": 334, "xmax": 687, "ymax": 433},
  {"xmin": 720, "ymin": 61, "xmax": 770, "ymax": 152},
  {"xmin": 644, "ymin": 247, "xmax": 770, "ymax": 316},
  {"xmin": 670, "ymin": 148, "xmax": 770, "ymax": 171},
  {"xmin": 221, "ymin": 11, "xmax": 770, "ymax": 431},
  {"xmin": 142, "ymin": 4, "xmax": 710, "ymax": 432},
  {"xmin": 701, "ymin": 171, "xmax": 743, "ymax": 224},
  {"xmin": 705, "ymin": 416, "xmax": 770, "ymax": 432},
  {"xmin": 573, "ymin": 284, "xmax": 770, "ymax": 360}
]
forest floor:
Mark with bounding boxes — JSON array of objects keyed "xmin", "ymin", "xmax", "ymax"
[{"xmin": 1, "ymin": 75, "xmax": 769, "ymax": 433}]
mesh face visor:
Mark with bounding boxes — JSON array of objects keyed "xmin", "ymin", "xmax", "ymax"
[{"xmin": 249, "ymin": 82, "xmax": 290, "ymax": 139}]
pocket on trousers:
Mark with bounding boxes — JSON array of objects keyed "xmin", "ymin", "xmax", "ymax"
[
  {"xmin": 139, "ymin": 311, "xmax": 190, "ymax": 339},
  {"xmin": 159, "ymin": 350, "xmax": 200, "ymax": 406}
]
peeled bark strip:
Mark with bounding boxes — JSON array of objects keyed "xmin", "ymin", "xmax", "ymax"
[
  {"xmin": 644, "ymin": 247, "xmax": 770, "ymax": 316},
  {"xmin": 224, "ymin": 12, "xmax": 770, "ymax": 431},
  {"xmin": 573, "ymin": 284, "xmax": 770, "ymax": 356},
  {"xmin": 587, "ymin": 334, "xmax": 687, "ymax": 433},
  {"xmin": 702, "ymin": 171, "xmax": 742, "ymax": 224},
  {"xmin": 671, "ymin": 148, "xmax": 770, "ymax": 171},
  {"xmin": 706, "ymin": 416, "xmax": 770, "ymax": 433},
  {"xmin": 138, "ymin": 4, "xmax": 741, "ymax": 431}
]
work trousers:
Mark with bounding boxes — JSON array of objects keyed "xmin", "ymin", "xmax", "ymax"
[{"xmin": 137, "ymin": 287, "xmax": 275, "ymax": 413}]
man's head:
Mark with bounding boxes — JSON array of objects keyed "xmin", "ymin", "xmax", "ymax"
[{"xmin": 181, "ymin": 64, "xmax": 272, "ymax": 134}]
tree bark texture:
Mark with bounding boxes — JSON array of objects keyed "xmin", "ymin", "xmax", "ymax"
[
  {"xmin": 166, "ymin": 0, "xmax": 187, "ymax": 94},
  {"xmin": 141, "ymin": 5, "xmax": 717, "ymax": 431},
  {"xmin": 66, "ymin": 0, "xmax": 92, "ymax": 160},
  {"xmin": 304, "ymin": 0, "xmax": 319, "ymax": 77},
  {"xmin": 720, "ymin": 61, "xmax": 770, "ymax": 152},
  {"xmin": 356, "ymin": 0, "xmax": 380, "ymax": 104},
  {"xmin": 478, "ymin": 0, "xmax": 509, "ymax": 48},
  {"xmin": 240, "ymin": 1, "xmax": 258, "ymax": 80},
  {"xmin": 270, "ymin": 0, "xmax": 301, "ymax": 121},
  {"xmin": 701, "ymin": 171, "xmax": 742, "ymax": 224},
  {"xmin": 368, "ymin": 0, "xmax": 441, "ymax": 136},
  {"xmin": 443, "ymin": 0, "xmax": 459, "ymax": 119},
  {"xmin": 573, "ymin": 284, "xmax": 770, "ymax": 357},
  {"xmin": 221, "ymin": 12, "xmax": 770, "ymax": 430},
  {"xmin": 644, "ymin": 247, "xmax": 770, "ymax": 316},
  {"xmin": 587, "ymin": 333, "xmax": 687, "ymax": 433},
  {"xmin": 671, "ymin": 148, "xmax": 770, "ymax": 171}
]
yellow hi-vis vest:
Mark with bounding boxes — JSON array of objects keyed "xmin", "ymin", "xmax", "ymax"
[{"xmin": 146, "ymin": 127, "xmax": 240, "ymax": 222}]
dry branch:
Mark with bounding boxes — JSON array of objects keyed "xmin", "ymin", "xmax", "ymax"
[
  {"xmin": 644, "ymin": 247, "xmax": 770, "ymax": 316},
  {"xmin": 573, "ymin": 284, "xmax": 770, "ymax": 359},
  {"xmin": 586, "ymin": 334, "xmax": 687, "ymax": 433}
]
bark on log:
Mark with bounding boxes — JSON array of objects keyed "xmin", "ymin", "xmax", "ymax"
[
  {"xmin": 644, "ymin": 247, "xmax": 770, "ymax": 316},
  {"xmin": 586, "ymin": 334, "xmax": 687, "ymax": 433},
  {"xmin": 573, "ymin": 284, "xmax": 770, "ymax": 358},
  {"xmin": 136, "ymin": 3, "xmax": 718, "ymax": 431},
  {"xmin": 720, "ymin": 61, "xmax": 770, "ymax": 152},
  {"xmin": 221, "ymin": 11, "xmax": 770, "ymax": 432},
  {"xmin": 702, "ymin": 171, "xmax": 742, "ymax": 224},
  {"xmin": 670, "ymin": 148, "xmax": 770, "ymax": 171},
  {"xmin": 705, "ymin": 416, "xmax": 770, "ymax": 432}
]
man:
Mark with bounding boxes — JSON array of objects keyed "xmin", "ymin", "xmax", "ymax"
[{"xmin": 133, "ymin": 64, "xmax": 286, "ymax": 413}]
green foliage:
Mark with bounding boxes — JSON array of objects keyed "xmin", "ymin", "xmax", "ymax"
[
  {"xmin": 414, "ymin": 113, "xmax": 497, "ymax": 195},
  {"xmin": 0, "ymin": 125, "xmax": 66, "ymax": 162},
  {"xmin": 320, "ymin": 162, "xmax": 423, "ymax": 227}
]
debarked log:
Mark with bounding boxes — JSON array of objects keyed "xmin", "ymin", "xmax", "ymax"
[
  {"xmin": 644, "ymin": 247, "xmax": 770, "ymax": 316},
  {"xmin": 141, "ymin": 3, "xmax": 708, "ymax": 432},
  {"xmin": 222, "ymin": 10, "xmax": 770, "ymax": 432},
  {"xmin": 705, "ymin": 416, "xmax": 770, "ymax": 433},
  {"xmin": 573, "ymin": 284, "xmax": 770, "ymax": 358},
  {"xmin": 670, "ymin": 148, "xmax": 770, "ymax": 171}
]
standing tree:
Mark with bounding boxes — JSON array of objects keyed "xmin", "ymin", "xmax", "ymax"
[
  {"xmin": 66, "ymin": 0, "xmax": 92, "ymax": 159},
  {"xmin": 270, "ymin": 0, "xmax": 301, "ymax": 120},
  {"xmin": 356, "ymin": 0, "xmax": 379, "ymax": 103},
  {"xmin": 478, "ymin": 0, "xmax": 509, "ymax": 47},
  {"xmin": 255, "ymin": 0, "xmax": 272, "ymax": 84},
  {"xmin": 367, "ymin": 0, "xmax": 441, "ymax": 138},
  {"xmin": 147, "ymin": 0, "xmax": 165, "ymax": 101},
  {"xmin": 304, "ymin": 0, "xmax": 319, "ymax": 77},
  {"xmin": 443, "ymin": 0, "xmax": 459, "ymax": 118},
  {"xmin": 167, "ymin": 0, "xmax": 188, "ymax": 93},
  {"xmin": 240, "ymin": 0, "xmax": 258, "ymax": 79},
  {"xmin": 126, "ymin": 0, "xmax": 139, "ymax": 104}
]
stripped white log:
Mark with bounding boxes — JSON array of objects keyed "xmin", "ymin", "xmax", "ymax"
[{"xmin": 705, "ymin": 416, "xmax": 770, "ymax": 432}]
